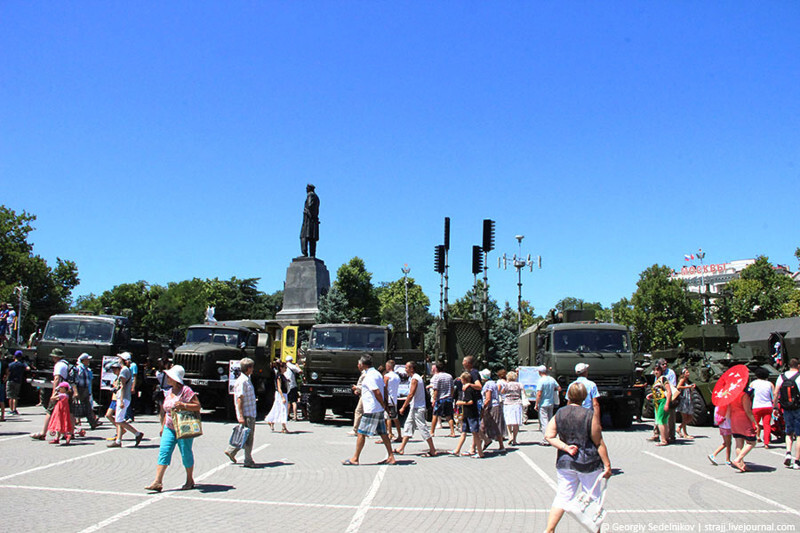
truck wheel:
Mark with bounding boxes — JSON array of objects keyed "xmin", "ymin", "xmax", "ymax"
[
  {"xmin": 611, "ymin": 402, "xmax": 633, "ymax": 429},
  {"xmin": 308, "ymin": 397, "xmax": 325, "ymax": 423},
  {"xmin": 642, "ymin": 386, "xmax": 655, "ymax": 419},
  {"xmin": 690, "ymin": 389, "xmax": 710, "ymax": 426}
]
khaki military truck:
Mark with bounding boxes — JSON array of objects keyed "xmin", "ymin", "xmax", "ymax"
[
  {"xmin": 27, "ymin": 313, "xmax": 162, "ymax": 402},
  {"xmin": 171, "ymin": 320, "xmax": 298, "ymax": 415},
  {"xmin": 518, "ymin": 309, "xmax": 639, "ymax": 428},
  {"xmin": 302, "ymin": 323, "xmax": 426, "ymax": 423}
]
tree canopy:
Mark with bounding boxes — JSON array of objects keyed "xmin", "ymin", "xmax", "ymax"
[
  {"xmin": 0, "ymin": 206, "xmax": 80, "ymax": 336},
  {"xmin": 714, "ymin": 256, "xmax": 798, "ymax": 323},
  {"xmin": 625, "ymin": 264, "xmax": 701, "ymax": 352}
]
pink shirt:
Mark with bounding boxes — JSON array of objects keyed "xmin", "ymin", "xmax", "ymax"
[{"xmin": 163, "ymin": 385, "xmax": 197, "ymax": 430}]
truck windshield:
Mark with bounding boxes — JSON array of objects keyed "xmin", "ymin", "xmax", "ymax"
[
  {"xmin": 310, "ymin": 327, "xmax": 386, "ymax": 351},
  {"xmin": 43, "ymin": 319, "xmax": 115, "ymax": 343},
  {"xmin": 185, "ymin": 328, "xmax": 243, "ymax": 347},
  {"xmin": 553, "ymin": 329, "xmax": 630, "ymax": 353}
]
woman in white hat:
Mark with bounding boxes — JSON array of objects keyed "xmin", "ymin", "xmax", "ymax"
[{"xmin": 145, "ymin": 365, "xmax": 201, "ymax": 492}]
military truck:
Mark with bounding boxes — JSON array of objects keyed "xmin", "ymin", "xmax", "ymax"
[
  {"xmin": 171, "ymin": 320, "xmax": 298, "ymax": 415},
  {"xmin": 27, "ymin": 313, "xmax": 162, "ymax": 399},
  {"xmin": 650, "ymin": 319, "xmax": 791, "ymax": 425},
  {"xmin": 518, "ymin": 309, "xmax": 639, "ymax": 428},
  {"xmin": 301, "ymin": 323, "xmax": 425, "ymax": 423}
]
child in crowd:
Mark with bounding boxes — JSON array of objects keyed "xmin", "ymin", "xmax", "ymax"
[
  {"xmin": 708, "ymin": 404, "xmax": 732, "ymax": 466},
  {"xmin": 48, "ymin": 382, "xmax": 76, "ymax": 445}
]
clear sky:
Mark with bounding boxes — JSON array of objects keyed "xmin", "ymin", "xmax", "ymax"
[{"xmin": 2, "ymin": 2, "xmax": 798, "ymax": 316}]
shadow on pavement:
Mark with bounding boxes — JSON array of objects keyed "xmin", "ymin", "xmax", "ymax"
[
  {"xmin": 244, "ymin": 460, "xmax": 295, "ymax": 469},
  {"xmin": 196, "ymin": 483, "xmax": 235, "ymax": 494}
]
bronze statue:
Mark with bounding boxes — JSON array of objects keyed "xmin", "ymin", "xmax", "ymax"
[{"xmin": 300, "ymin": 184, "xmax": 320, "ymax": 257}]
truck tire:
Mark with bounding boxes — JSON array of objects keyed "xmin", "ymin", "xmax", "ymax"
[
  {"xmin": 642, "ymin": 386, "xmax": 655, "ymax": 419},
  {"xmin": 690, "ymin": 389, "xmax": 710, "ymax": 426},
  {"xmin": 611, "ymin": 402, "xmax": 633, "ymax": 429},
  {"xmin": 308, "ymin": 397, "xmax": 325, "ymax": 423}
]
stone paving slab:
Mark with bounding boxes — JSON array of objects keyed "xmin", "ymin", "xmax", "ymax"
[{"xmin": 1, "ymin": 406, "xmax": 798, "ymax": 533}]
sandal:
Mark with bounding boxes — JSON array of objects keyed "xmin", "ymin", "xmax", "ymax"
[
  {"xmin": 30, "ymin": 433, "xmax": 46, "ymax": 440},
  {"xmin": 180, "ymin": 481, "xmax": 195, "ymax": 490},
  {"xmin": 144, "ymin": 483, "xmax": 163, "ymax": 493}
]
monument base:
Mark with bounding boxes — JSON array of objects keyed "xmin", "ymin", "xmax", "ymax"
[{"xmin": 276, "ymin": 256, "xmax": 331, "ymax": 326}]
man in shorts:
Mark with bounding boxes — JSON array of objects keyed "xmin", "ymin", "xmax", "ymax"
[
  {"xmin": 430, "ymin": 362, "xmax": 455, "ymax": 438},
  {"xmin": 107, "ymin": 355, "xmax": 144, "ymax": 448},
  {"xmin": 343, "ymin": 355, "xmax": 396, "ymax": 466},
  {"xmin": 6, "ymin": 351, "xmax": 28, "ymax": 415}
]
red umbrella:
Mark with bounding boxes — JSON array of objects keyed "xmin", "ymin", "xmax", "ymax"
[{"xmin": 712, "ymin": 364, "xmax": 750, "ymax": 407}]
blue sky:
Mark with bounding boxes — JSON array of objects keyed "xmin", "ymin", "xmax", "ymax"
[{"xmin": 2, "ymin": 2, "xmax": 798, "ymax": 316}]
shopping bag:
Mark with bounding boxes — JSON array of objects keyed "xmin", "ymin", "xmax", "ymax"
[
  {"xmin": 172, "ymin": 410, "xmax": 203, "ymax": 439},
  {"xmin": 229, "ymin": 424, "xmax": 251, "ymax": 450},
  {"xmin": 565, "ymin": 475, "xmax": 608, "ymax": 533}
]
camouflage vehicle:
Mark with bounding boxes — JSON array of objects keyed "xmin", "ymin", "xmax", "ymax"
[
  {"xmin": 301, "ymin": 323, "xmax": 425, "ymax": 423},
  {"xmin": 650, "ymin": 319, "xmax": 795, "ymax": 425},
  {"xmin": 171, "ymin": 320, "xmax": 298, "ymax": 415},
  {"xmin": 518, "ymin": 309, "xmax": 639, "ymax": 428},
  {"xmin": 27, "ymin": 313, "xmax": 162, "ymax": 398}
]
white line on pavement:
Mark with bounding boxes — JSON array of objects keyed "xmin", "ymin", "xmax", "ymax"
[
  {"xmin": 0, "ymin": 448, "xmax": 114, "ymax": 482},
  {"xmin": 643, "ymin": 451, "xmax": 800, "ymax": 517},
  {"xmin": 2, "ymin": 484, "xmax": 797, "ymax": 516},
  {"xmin": 78, "ymin": 442, "xmax": 271, "ymax": 533},
  {"xmin": 345, "ymin": 463, "xmax": 388, "ymax": 533},
  {"xmin": 0, "ymin": 434, "xmax": 33, "ymax": 444},
  {"xmin": 515, "ymin": 449, "xmax": 558, "ymax": 491}
]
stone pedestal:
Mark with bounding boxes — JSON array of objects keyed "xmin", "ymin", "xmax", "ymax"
[{"xmin": 276, "ymin": 257, "xmax": 331, "ymax": 326}]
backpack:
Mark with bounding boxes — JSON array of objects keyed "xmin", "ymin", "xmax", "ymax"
[
  {"xmin": 67, "ymin": 364, "xmax": 80, "ymax": 385},
  {"xmin": 778, "ymin": 372, "xmax": 800, "ymax": 411}
]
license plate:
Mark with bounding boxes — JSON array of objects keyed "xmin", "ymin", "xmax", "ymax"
[
  {"xmin": 332, "ymin": 387, "xmax": 351, "ymax": 395},
  {"xmin": 193, "ymin": 379, "xmax": 209, "ymax": 386}
]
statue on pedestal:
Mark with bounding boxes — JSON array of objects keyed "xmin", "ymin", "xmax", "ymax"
[{"xmin": 300, "ymin": 184, "xmax": 320, "ymax": 257}]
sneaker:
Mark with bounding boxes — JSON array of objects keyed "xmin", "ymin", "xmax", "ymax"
[
  {"xmin": 785, "ymin": 453, "xmax": 793, "ymax": 467},
  {"xmin": 224, "ymin": 450, "xmax": 237, "ymax": 464},
  {"xmin": 793, "ymin": 462, "xmax": 800, "ymax": 470},
  {"xmin": 707, "ymin": 454, "xmax": 718, "ymax": 466},
  {"xmin": 134, "ymin": 432, "xmax": 144, "ymax": 447},
  {"xmin": 107, "ymin": 441, "xmax": 122, "ymax": 448}
]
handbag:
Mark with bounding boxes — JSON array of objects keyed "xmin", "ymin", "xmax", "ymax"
[
  {"xmin": 565, "ymin": 474, "xmax": 608, "ymax": 533},
  {"xmin": 229, "ymin": 423, "xmax": 251, "ymax": 450},
  {"xmin": 172, "ymin": 409, "xmax": 203, "ymax": 439}
]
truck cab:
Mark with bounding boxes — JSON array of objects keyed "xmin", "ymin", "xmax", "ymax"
[
  {"xmin": 302, "ymin": 323, "xmax": 425, "ymax": 423},
  {"xmin": 519, "ymin": 310, "xmax": 638, "ymax": 427},
  {"xmin": 171, "ymin": 320, "xmax": 297, "ymax": 415}
]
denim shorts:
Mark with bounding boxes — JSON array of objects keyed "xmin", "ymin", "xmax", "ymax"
[
  {"xmin": 462, "ymin": 417, "xmax": 480, "ymax": 434},
  {"xmin": 784, "ymin": 409, "xmax": 800, "ymax": 437}
]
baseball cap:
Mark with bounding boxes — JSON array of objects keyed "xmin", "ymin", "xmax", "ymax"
[
  {"xmin": 79, "ymin": 353, "xmax": 91, "ymax": 361},
  {"xmin": 118, "ymin": 352, "xmax": 132, "ymax": 361},
  {"xmin": 575, "ymin": 363, "xmax": 590, "ymax": 374},
  {"xmin": 535, "ymin": 365, "xmax": 547, "ymax": 373},
  {"xmin": 479, "ymin": 368, "xmax": 491, "ymax": 380},
  {"xmin": 286, "ymin": 356, "xmax": 294, "ymax": 362}
]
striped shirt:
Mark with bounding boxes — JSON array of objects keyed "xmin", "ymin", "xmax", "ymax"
[
  {"xmin": 430, "ymin": 371, "xmax": 454, "ymax": 400},
  {"xmin": 234, "ymin": 373, "xmax": 257, "ymax": 418}
]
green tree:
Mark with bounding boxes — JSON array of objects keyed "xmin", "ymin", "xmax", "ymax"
[
  {"xmin": 332, "ymin": 257, "xmax": 380, "ymax": 322},
  {"xmin": 0, "ymin": 206, "xmax": 80, "ymax": 336},
  {"xmin": 316, "ymin": 286, "xmax": 350, "ymax": 323},
  {"xmin": 376, "ymin": 276, "xmax": 432, "ymax": 332},
  {"xmin": 714, "ymin": 256, "xmax": 797, "ymax": 323},
  {"xmin": 630, "ymin": 265, "xmax": 701, "ymax": 352},
  {"xmin": 554, "ymin": 297, "xmax": 604, "ymax": 313}
]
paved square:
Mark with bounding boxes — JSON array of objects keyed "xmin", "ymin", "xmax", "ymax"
[{"xmin": 1, "ymin": 408, "xmax": 797, "ymax": 532}]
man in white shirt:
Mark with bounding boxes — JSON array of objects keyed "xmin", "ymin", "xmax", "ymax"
[
  {"xmin": 225, "ymin": 357, "xmax": 257, "ymax": 467},
  {"xmin": 343, "ymin": 355, "xmax": 395, "ymax": 466},
  {"xmin": 774, "ymin": 358, "xmax": 800, "ymax": 468},
  {"xmin": 569, "ymin": 363, "xmax": 599, "ymax": 412},
  {"xmin": 284, "ymin": 356, "xmax": 302, "ymax": 421},
  {"xmin": 429, "ymin": 362, "xmax": 455, "ymax": 438},
  {"xmin": 394, "ymin": 361, "xmax": 437, "ymax": 456},
  {"xmin": 383, "ymin": 360, "xmax": 402, "ymax": 442}
]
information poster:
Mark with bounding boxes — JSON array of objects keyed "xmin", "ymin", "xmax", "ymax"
[
  {"xmin": 228, "ymin": 360, "xmax": 240, "ymax": 395},
  {"xmin": 100, "ymin": 356, "xmax": 117, "ymax": 391},
  {"xmin": 517, "ymin": 366, "xmax": 541, "ymax": 401}
]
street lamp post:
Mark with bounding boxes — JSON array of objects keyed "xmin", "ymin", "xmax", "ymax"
[
  {"xmin": 697, "ymin": 248, "xmax": 707, "ymax": 324},
  {"xmin": 402, "ymin": 264, "xmax": 411, "ymax": 337}
]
